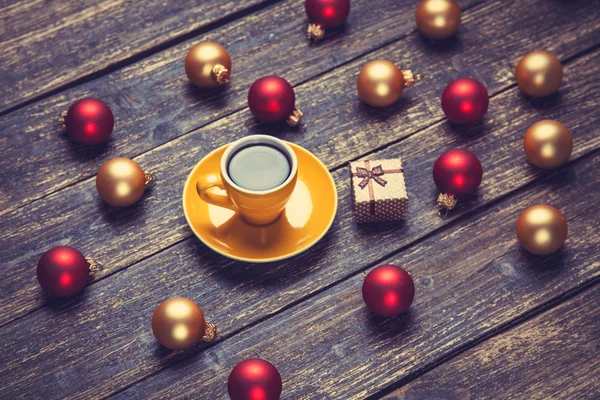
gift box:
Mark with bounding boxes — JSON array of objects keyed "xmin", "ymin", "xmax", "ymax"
[{"xmin": 350, "ymin": 158, "xmax": 408, "ymax": 223}]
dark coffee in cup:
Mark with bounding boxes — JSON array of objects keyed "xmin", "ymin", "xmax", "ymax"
[{"xmin": 227, "ymin": 144, "xmax": 291, "ymax": 191}]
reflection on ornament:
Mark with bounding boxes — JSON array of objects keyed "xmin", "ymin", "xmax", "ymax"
[
  {"xmin": 151, "ymin": 297, "xmax": 216, "ymax": 351},
  {"xmin": 185, "ymin": 42, "xmax": 231, "ymax": 88},
  {"xmin": 357, "ymin": 60, "xmax": 417, "ymax": 108},
  {"xmin": 523, "ymin": 120, "xmax": 572, "ymax": 168},
  {"xmin": 362, "ymin": 264, "xmax": 415, "ymax": 317},
  {"xmin": 416, "ymin": 0, "xmax": 461, "ymax": 40},
  {"xmin": 433, "ymin": 148, "xmax": 483, "ymax": 209},
  {"xmin": 37, "ymin": 246, "xmax": 92, "ymax": 297},
  {"xmin": 248, "ymin": 76, "xmax": 302, "ymax": 126},
  {"xmin": 96, "ymin": 158, "xmax": 154, "ymax": 207},
  {"xmin": 305, "ymin": 0, "xmax": 351, "ymax": 40},
  {"xmin": 516, "ymin": 204, "xmax": 567, "ymax": 255},
  {"xmin": 228, "ymin": 358, "xmax": 283, "ymax": 400},
  {"xmin": 441, "ymin": 78, "xmax": 489, "ymax": 124},
  {"xmin": 64, "ymin": 98, "xmax": 114, "ymax": 145},
  {"xmin": 515, "ymin": 50, "xmax": 563, "ymax": 97}
]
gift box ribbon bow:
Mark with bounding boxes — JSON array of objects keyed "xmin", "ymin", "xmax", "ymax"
[
  {"xmin": 352, "ymin": 160, "xmax": 404, "ymax": 216},
  {"xmin": 355, "ymin": 165, "xmax": 387, "ymax": 189}
]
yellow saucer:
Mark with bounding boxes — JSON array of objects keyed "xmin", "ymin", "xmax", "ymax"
[{"xmin": 183, "ymin": 142, "xmax": 338, "ymax": 263}]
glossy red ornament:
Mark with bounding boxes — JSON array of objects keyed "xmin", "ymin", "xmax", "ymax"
[
  {"xmin": 362, "ymin": 265, "xmax": 414, "ymax": 317},
  {"xmin": 441, "ymin": 78, "xmax": 489, "ymax": 124},
  {"xmin": 65, "ymin": 98, "xmax": 114, "ymax": 145},
  {"xmin": 305, "ymin": 0, "xmax": 350, "ymax": 28},
  {"xmin": 37, "ymin": 246, "xmax": 90, "ymax": 297},
  {"xmin": 228, "ymin": 358, "xmax": 282, "ymax": 400},
  {"xmin": 433, "ymin": 148, "xmax": 483, "ymax": 199},
  {"xmin": 248, "ymin": 76, "xmax": 302, "ymax": 126}
]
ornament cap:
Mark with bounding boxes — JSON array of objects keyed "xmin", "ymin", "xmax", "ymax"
[
  {"xmin": 211, "ymin": 64, "xmax": 230, "ymax": 84},
  {"xmin": 437, "ymin": 193, "xmax": 457, "ymax": 212},
  {"xmin": 85, "ymin": 257, "xmax": 103, "ymax": 275},
  {"xmin": 144, "ymin": 172, "xmax": 156, "ymax": 189},
  {"xmin": 286, "ymin": 108, "xmax": 303, "ymax": 127},
  {"xmin": 402, "ymin": 70, "xmax": 418, "ymax": 88},
  {"xmin": 58, "ymin": 110, "xmax": 68, "ymax": 126},
  {"xmin": 307, "ymin": 23, "xmax": 325, "ymax": 40},
  {"xmin": 202, "ymin": 321, "xmax": 217, "ymax": 341}
]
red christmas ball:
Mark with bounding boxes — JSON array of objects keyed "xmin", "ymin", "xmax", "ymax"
[
  {"xmin": 65, "ymin": 98, "xmax": 114, "ymax": 145},
  {"xmin": 362, "ymin": 265, "xmax": 414, "ymax": 317},
  {"xmin": 433, "ymin": 148, "xmax": 483, "ymax": 199},
  {"xmin": 37, "ymin": 246, "xmax": 90, "ymax": 297},
  {"xmin": 441, "ymin": 78, "xmax": 489, "ymax": 124},
  {"xmin": 248, "ymin": 76, "xmax": 296, "ymax": 123},
  {"xmin": 228, "ymin": 358, "xmax": 282, "ymax": 400},
  {"xmin": 305, "ymin": 0, "xmax": 351, "ymax": 28}
]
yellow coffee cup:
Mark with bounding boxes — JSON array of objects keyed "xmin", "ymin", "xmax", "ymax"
[{"xmin": 196, "ymin": 135, "xmax": 298, "ymax": 225}]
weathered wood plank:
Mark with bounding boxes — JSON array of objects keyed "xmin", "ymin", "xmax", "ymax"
[
  {"xmin": 4, "ymin": 0, "xmax": 599, "ymax": 214},
  {"xmin": 383, "ymin": 286, "xmax": 600, "ymax": 400},
  {"xmin": 0, "ymin": 0, "xmax": 485, "ymax": 212},
  {"xmin": 0, "ymin": 0, "xmax": 275, "ymax": 112},
  {"xmin": 1, "ymin": 45, "xmax": 599, "ymax": 328},
  {"xmin": 0, "ymin": 60, "xmax": 599, "ymax": 398},
  {"xmin": 107, "ymin": 154, "xmax": 600, "ymax": 399},
  {"xmin": 0, "ymin": 7, "xmax": 599, "ymax": 323}
]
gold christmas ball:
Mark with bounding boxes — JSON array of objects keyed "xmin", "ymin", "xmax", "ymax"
[
  {"xmin": 516, "ymin": 204, "xmax": 567, "ymax": 256},
  {"xmin": 524, "ymin": 120, "xmax": 572, "ymax": 168},
  {"xmin": 415, "ymin": 0, "xmax": 461, "ymax": 40},
  {"xmin": 96, "ymin": 157, "xmax": 148, "ymax": 207},
  {"xmin": 151, "ymin": 297, "xmax": 207, "ymax": 351},
  {"xmin": 357, "ymin": 60, "xmax": 415, "ymax": 108},
  {"xmin": 515, "ymin": 50, "xmax": 563, "ymax": 97},
  {"xmin": 185, "ymin": 41, "xmax": 231, "ymax": 88}
]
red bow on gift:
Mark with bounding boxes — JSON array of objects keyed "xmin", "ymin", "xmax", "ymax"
[{"xmin": 355, "ymin": 165, "xmax": 387, "ymax": 189}]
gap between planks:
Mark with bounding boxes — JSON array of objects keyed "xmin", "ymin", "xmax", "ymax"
[
  {"xmin": 0, "ymin": 0, "xmax": 490, "ymax": 216},
  {"xmin": 104, "ymin": 152, "xmax": 600, "ymax": 399},
  {"xmin": 0, "ymin": 0, "xmax": 286, "ymax": 118},
  {"xmin": 1, "ymin": 44, "xmax": 598, "ymax": 331},
  {"xmin": 366, "ymin": 278, "xmax": 600, "ymax": 399},
  {"xmin": 108, "ymin": 229, "xmax": 600, "ymax": 399},
  {"xmin": 333, "ymin": 42, "xmax": 600, "ymax": 172}
]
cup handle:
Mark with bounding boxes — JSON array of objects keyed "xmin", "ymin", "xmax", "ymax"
[{"xmin": 196, "ymin": 174, "xmax": 236, "ymax": 210}]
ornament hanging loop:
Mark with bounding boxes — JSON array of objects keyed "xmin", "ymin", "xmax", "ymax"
[
  {"xmin": 202, "ymin": 321, "xmax": 218, "ymax": 342},
  {"xmin": 144, "ymin": 172, "xmax": 156, "ymax": 189},
  {"xmin": 86, "ymin": 257, "xmax": 103, "ymax": 275}
]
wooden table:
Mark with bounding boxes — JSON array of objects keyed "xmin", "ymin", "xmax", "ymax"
[{"xmin": 1, "ymin": 0, "xmax": 599, "ymax": 398}]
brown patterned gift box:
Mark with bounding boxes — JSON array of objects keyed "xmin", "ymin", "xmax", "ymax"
[{"xmin": 350, "ymin": 158, "xmax": 408, "ymax": 223}]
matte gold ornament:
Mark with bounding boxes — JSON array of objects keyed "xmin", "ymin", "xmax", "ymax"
[
  {"xmin": 357, "ymin": 60, "xmax": 417, "ymax": 108},
  {"xmin": 151, "ymin": 297, "xmax": 216, "ymax": 351},
  {"xmin": 515, "ymin": 50, "xmax": 563, "ymax": 97},
  {"xmin": 516, "ymin": 204, "xmax": 567, "ymax": 256},
  {"xmin": 185, "ymin": 42, "xmax": 231, "ymax": 88},
  {"xmin": 96, "ymin": 158, "xmax": 154, "ymax": 207},
  {"xmin": 415, "ymin": 0, "xmax": 461, "ymax": 40},
  {"xmin": 524, "ymin": 120, "xmax": 572, "ymax": 168}
]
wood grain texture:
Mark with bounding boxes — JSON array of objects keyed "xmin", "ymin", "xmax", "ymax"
[
  {"xmin": 2, "ymin": 1, "xmax": 599, "ymax": 398},
  {"xmin": 1, "ymin": 55, "xmax": 599, "ymax": 398},
  {"xmin": 110, "ymin": 153, "xmax": 600, "ymax": 399},
  {"xmin": 385, "ymin": 285, "xmax": 600, "ymax": 400},
  {"xmin": 5, "ymin": 0, "xmax": 600, "ymax": 214},
  {"xmin": 1, "ymin": 44, "xmax": 599, "ymax": 328},
  {"xmin": 0, "ymin": 0, "xmax": 481, "ymax": 213},
  {"xmin": 0, "ymin": 2, "xmax": 598, "ymax": 322},
  {"xmin": 0, "ymin": 0, "xmax": 275, "ymax": 112}
]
